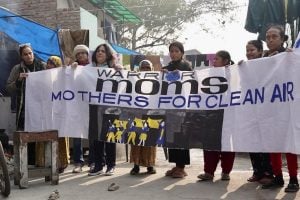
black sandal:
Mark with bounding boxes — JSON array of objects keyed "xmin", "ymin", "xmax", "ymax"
[
  {"xmin": 130, "ymin": 166, "xmax": 140, "ymax": 175},
  {"xmin": 147, "ymin": 167, "xmax": 156, "ymax": 174}
]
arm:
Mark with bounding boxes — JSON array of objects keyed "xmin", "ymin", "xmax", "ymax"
[{"xmin": 6, "ymin": 65, "xmax": 21, "ymax": 95}]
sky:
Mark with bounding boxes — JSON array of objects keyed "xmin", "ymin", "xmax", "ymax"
[{"xmin": 165, "ymin": 0, "xmax": 258, "ymax": 62}]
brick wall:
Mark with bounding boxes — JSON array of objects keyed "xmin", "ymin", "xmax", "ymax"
[
  {"xmin": 0, "ymin": 0, "xmax": 85, "ymax": 30},
  {"xmin": 0, "ymin": 0, "xmax": 112, "ymax": 40}
]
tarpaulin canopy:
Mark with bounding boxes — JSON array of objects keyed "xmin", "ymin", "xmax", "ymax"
[
  {"xmin": 89, "ymin": 0, "xmax": 141, "ymax": 24},
  {"xmin": 111, "ymin": 43, "xmax": 141, "ymax": 55},
  {"xmin": 0, "ymin": 6, "xmax": 62, "ymax": 61}
]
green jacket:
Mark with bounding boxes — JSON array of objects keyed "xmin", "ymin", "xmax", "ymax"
[{"xmin": 6, "ymin": 59, "xmax": 46, "ymax": 130}]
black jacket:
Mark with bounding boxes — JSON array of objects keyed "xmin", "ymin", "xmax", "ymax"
[{"xmin": 163, "ymin": 59, "xmax": 192, "ymax": 71}]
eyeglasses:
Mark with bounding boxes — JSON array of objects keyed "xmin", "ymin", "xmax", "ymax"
[{"xmin": 19, "ymin": 43, "xmax": 31, "ymax": 48}]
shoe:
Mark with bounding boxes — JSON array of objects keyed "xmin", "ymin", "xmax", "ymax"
[
  {"xmin": 72, "ymin": 163, "xmax": 83, "ymax": 173},
  {"xmin": 58, "ymin": 164, "xmax": 68, "ymax": 174},
  {"xmin": 147, "ymin": 167, "xmax": 156, "ymax": 174},
  {"xmin": 172, "ymin": 168, "xmax": 187, "ymax": 178},
  {"xmin": 130, "ymin": 166, "xmax": 140, "ymax": 175},
  {"xmin": 247, "ymin": 175, "xmax": 261, "ymax": 182},
  {"xmin": 58, "ymin": 168, "xmax": 65, "ymax": 174},
  {"xmin": 89, "ymin": 163, "xmax": 95, "ymax": 173},
  {"xmin": 165, "ymin": 167, "xmax": 178, "ymax": 176},
  {"xmin": 284, "ymin": 183, "xmax": 299, "ymax": 193},
  {"xmin": 221, "ymin": 173, "xmax": 230, "ymax": 181},
  {"xmin": 88, "ymin": 168, "xmax": 104, "ymax": 176},
  {"xmin": 108, "ymin": 183, "xmax": 119, "ymax": 191},
  {"xmin": 105, "ymin": 167, "xmax": 115, "ymax": 176},
  {"xmin": 197, "ymin": 173, "xmax": 214, "ymax": 181},
  {"xmin": 262, "ymin": 176, "xmax": 284, "ymax": 189}
]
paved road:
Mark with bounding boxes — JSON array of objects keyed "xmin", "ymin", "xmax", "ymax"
[{"xmin": 4, "ymin": 149, "xmax": 300, "ymax": 200}]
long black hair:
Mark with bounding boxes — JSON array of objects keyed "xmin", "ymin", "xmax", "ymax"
[
  {"xmin": 169, "ymin": 41, "xmax": 184, "ymax": 54},
  {"xmin": 216, "ymin": 50, "xmax": 234, "ymax": 65},
  {"xmin": 247, "ymin": 40, "xmax": 263, "ymax": 52},
  {"xmin": 92, "ymin": 43, "xmax": 114, "ymax": 67}
]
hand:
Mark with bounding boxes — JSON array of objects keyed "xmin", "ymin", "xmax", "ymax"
[
  {"xmin": 114, "ymin": 64, "xmax": 124, "ymax": 71},
  {"xmin": 64, "ymin": 57, "xmax": 71, "ymax": 66},
  {"xmin": 18, "ymin": 73, "xmax": 28, "ymax": 81},
  {"xmin": 285, "ymin": 48, "xmax": 293, "ymax": 52},
  {"xmin": 71, "ymin": 62, "xmax": 78, "ymax": 68},
  {"xmin": 237, "ymin": 60, "xmax": 244, "ymax": 66}
]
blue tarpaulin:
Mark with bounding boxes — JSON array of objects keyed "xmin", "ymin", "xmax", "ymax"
[
  {"xmin": 0, "ymin": 7, "xmax": 61, "ymax": 61},
  {"xmin": 110, "ymin": 43, "xmax": 140, "ymax": 55}
]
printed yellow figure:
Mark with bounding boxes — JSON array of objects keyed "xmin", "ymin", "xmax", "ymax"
[
  {"xmin": 106, "ymin": 120, "xmax": 116, "ymax": 143},
  {"xmin": 138, "ymin": 121, "xmax": 149, "ymax": 146},
  {"xmin": 147, "ymin": 118, "xmax": 162, "ymax": 129},
  {"xmin": 114, "ymin": 119, "xmax": 128, "ymax": 143},
  {"xmin": 156, "ymin": 120, "xmax": 165, "ymax": 146},
  {"xmin": 127, "ymin": 118, "xmax": 143, "ymax": 145}
]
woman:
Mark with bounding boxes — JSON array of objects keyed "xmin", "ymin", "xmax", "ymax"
[
  {"xmin": 244, "ymin": 40, "xmax": 274, "ymax": 183},
  {"xmin": 71, "ymin": 44, "xmax": 90, "ymax": 173},
  {"xmin": 6, "ymin": 43, "xmax": 46, "ymax": 165},
  {"xmin": 130, "ymin": 60, "xmax": 157, "ymax": 175},
  {"xmin": 261, "ymin": 25, "xmax": 299, "ymax": 193},
  {"xmin": 88, "ymin": 43, "xmax": 119, "ymax": 176},
  {"xmin": 35, "ymin": 56, "xmax": 70, "ymax": 173},
  {"xmin": 198, "ymin": 50, "xmax": 235, "ymax": 181},
  {"xmin": 164, "ymin": 41, "xmax": 192, "ymax": 178}
]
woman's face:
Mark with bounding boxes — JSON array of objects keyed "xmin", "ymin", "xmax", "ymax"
[
  {"xmin": 266, "ymin": 28, "xmax": 284, "ymax": 52},
  {"xmin": 96, "ymin": 46, "xmax": 107, "ymax": 64},
  {"xmin": 76, "ymin": 52, "xmax": 88, "ymax": 64},
  {"xmin": 213, "ymin": 55, "xmax": 227, "ymax": 67},
  {"xmin": 46, "ymin": 61, "xmax": 55, "ymax": 69},
  {"xmin": 139, "ymin": 62, "xmax": 152, "ymax": 71},
  {"xmin": 21, "ymin": 47, "xmax": 34, "ymax": 65},
  {"xmin": 169, "ymin": 46, "xmax": 183, "ymax": 62},
  {"xmin": 246, "ymin": 44, "xmax": 262, "ymax": 60}
]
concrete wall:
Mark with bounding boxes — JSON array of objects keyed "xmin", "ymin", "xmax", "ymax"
[{"xmin": 80, "ymin": 7, "xmax": 106, "ymax": 50}]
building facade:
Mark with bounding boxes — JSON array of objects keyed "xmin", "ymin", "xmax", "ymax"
[{"xmin": 0, "ymin": 0, "xmax": 140, "ymax": 45}]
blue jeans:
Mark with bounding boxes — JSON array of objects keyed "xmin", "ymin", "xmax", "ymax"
[{"xmin": 73, "ymin": 138, "xmax": 84, "ymax": 164}]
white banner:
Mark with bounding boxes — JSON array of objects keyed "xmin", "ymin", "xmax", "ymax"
[{"xmin": 25, "ymin": 52, "xmax": 300, "ymax": 153}]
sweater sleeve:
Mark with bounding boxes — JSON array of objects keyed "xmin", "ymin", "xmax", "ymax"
[{"xmin": 6, "ymin": 65, "xmax": 21, "ymax": 95}]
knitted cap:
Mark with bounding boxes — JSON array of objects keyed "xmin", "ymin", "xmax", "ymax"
[
  {"xmin": 73, "ymin": 44, "xmax": 89, "ymax": 57},
  {"xmin": 47, "ymin": 56, "xmax": 62, "ymax": 67},
  {"xmin": 139, "ymin": 60, "xmax": 153, "ymax": 71}
]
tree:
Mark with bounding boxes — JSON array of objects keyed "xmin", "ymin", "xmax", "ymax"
[{"xmin": 118, "ymin": 0, "xmax": 238, "ymax": 54}]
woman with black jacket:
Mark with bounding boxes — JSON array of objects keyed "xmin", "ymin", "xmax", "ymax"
[{"xmin": 163, "ymin": 41, "xmax": 192, "ymax": 178}]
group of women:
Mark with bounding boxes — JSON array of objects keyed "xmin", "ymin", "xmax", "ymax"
[
  {"xmin": 166, "ymin": 25, "xmax": 299, "ymax": 192},
  {"xmin": 162, "ymin": 24, "xmax": 298, "ymax": 194},
  {"xmin": 6, "ymin": 24, "xmax": 298, "ymax": 193}
]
